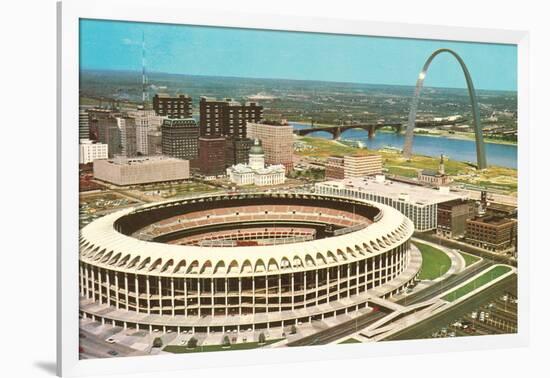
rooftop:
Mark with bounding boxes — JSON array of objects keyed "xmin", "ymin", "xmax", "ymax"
[
  {"xmin": 103, "ymin": 155, "xmax": 187, "ymax": 166},
  {"xmin": 469, "ymin": 215, "xmax": 516, "ymax": 226},
  {"xmin": 439, "ymin": 198, "xmax": 473, "ymax": 209},
  {"xmin": 317, "ymin": 176, "xmax": 467, "ymax": 206}
]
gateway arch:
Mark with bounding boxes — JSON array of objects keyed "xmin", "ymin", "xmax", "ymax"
[{"xmin": 402, "ymin": 48, "xmax": 487, "ymax": 170}]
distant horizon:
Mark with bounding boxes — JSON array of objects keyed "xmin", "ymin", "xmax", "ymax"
[
  {"xmin": 80, "ymin": 67, "xmax": 518, "ymax": 94},
  {"xmin": 80, "ymin": 19, "xmax": 518, "ymax": 92}
]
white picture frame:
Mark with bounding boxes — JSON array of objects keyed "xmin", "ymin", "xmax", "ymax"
[{"xmin": 57, "ymin": 1, "xmax": 530, "ymax": 376}]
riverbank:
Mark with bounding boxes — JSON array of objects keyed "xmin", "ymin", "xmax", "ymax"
[
  {"xmin": 295, "ymin": 136, "xmax": 518, "ymax": 195},
  {"xmin": 376, "ymin": 128, "xmax": 517, "ymax": 146}
]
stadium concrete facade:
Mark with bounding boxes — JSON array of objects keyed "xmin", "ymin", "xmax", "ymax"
[{"xmin": 79, "ymin": 192, "xmax": 419, "ymax": 333}]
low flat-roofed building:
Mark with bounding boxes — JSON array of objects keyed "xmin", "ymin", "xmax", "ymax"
[
  {"xmin": 344, "ymin": 154, "xmax": 383, "ymax": 177},
  {"xmin": 315, "ymin": 175, "xmax": 468, "ymax": 231},
  {"xmin": 437, "ymin": 198, "xmax": 476, "ymax": 238},
  {"xmin": 325, "ymin": 154, "xmax": 383, "ymax": 179},
  {"xmin": 465, "ymin": 215, "xmax": 517, "ymax": 252},
  {"xmin": 93, "ymin": 156, "xmax": 189, "ymax": 186}
]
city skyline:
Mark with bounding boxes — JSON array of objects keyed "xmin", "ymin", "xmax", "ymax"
[{"xmin": 80, "ymin": 19, "xmax": 518, "ymax": 91}]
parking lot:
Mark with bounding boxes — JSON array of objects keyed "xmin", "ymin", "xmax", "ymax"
[{"xmin": 428, "ymin": 292, "xmax": 518, "ymax": 338}]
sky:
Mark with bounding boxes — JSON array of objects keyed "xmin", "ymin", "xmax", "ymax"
[{"xmin": 80, "ymin": 19, "xmax": 518, "ymax": 91}]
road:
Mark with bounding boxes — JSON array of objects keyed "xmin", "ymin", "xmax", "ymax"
[
  {"xmin": 79, "ymin": 328, "xmax": 148, "ymax": 360},
  {"xmin": 287, "ymin": 310, "xmax": 389, "ymax": 347},
  {"xmin": 287, "ymin": 259, "xmax": 494, "ymax": 346},
  {"xmin": 397, "ymin": 259, "xmax": 492, "ymax": 306},
  {"xmin": 382, "ymin": 273, "xmax": 517, "ymax": 341}
]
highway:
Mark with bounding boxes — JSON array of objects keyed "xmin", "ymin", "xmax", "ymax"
[
  {"xmin": 382, "ymin": 273, "xmax": 517, "ymax": 341},
  {"xmin": 396, "ymin": 259, "xmax": 492, "ymax": 306},
  {"xmin": 287, "ymin": 259, "xmax": 495, "ymax": 346},
  {"xmin": 287, "ymin": 309, "xmax": 389, "ymax": 347}
]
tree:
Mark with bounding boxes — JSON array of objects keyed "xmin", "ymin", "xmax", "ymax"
[
  {"xmin": 152, "ymin": 337, "xmax": 163, "ymax": 348},
  {"xmin": 290, "ymin": 325, "xmax": 297, "ymax": 335},
  {"xmin": 187, "ymin": 337, "xmax": 198, "ymax": 349},
  {"xmin": 258, "ymin": 332, "xmax": 266, "ymax": 344},
  {"xmin": 223, "ymin": 335, "xmax": 230, "ymax": 347}
]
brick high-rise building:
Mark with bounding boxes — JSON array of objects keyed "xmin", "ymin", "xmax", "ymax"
[
  {"xmin": 465, "ymin": 215, "xmax": 517, "ymax": 252},
  {"xmin": 246, "ymin": 121, "xmax": 294, "ymax": 172},
  {"xmin": 153, "ymin": 93, "xmax": 193, "ymax": 119},
  {"xmin": 199, "ymin": 97, "xmax": 263, "ymax": 138},
  {"xmin": 437, "ymin": 199, "xmax": 476, "ymax": 238},
  {"xmin": 325, "ymin": 156, "xmax": 345, "ymax": 180},
  {"xmin": 161, "ymin": 118, "xmax": 199, "ymax": 161},
  {"xmin": 198, "ymin": 136, "xmax": 226, "ymax": 177}
]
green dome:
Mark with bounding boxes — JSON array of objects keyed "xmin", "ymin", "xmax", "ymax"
[{"xmin": 250, "ymin": 139, "xmax": 264, "ymax": 155}]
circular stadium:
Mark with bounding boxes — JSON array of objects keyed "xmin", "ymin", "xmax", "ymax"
[{"xmin": 79, "ymin": 192, "xmax": 419, "ymax": 333}]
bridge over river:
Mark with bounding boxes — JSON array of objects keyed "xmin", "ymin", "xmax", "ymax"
[{"xmin": 294, "ymin": 119, "xmax": 465, "ymax": 140}]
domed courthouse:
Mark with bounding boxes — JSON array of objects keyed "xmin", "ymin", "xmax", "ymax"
[
  {"xmin": 79, "ymin": 192, "xmax": 419, "ymax": 333},
  {"xmin": 226, "ymin": 139, "xmax": 286, "ymax": 186}
]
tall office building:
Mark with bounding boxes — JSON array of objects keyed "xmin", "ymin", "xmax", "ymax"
[
  {"xmin": 246, "ymin": 121, "xmax": 294, "ymax": 172},
  {"xmin": 127, "ymin": 107, "xmax": 166, "ymax": 155},
  {"xmin": 147, "ymin": 130, "xmax": 163, "ymax": 156},
  {"xmin": 437, "ymin": 199, "xmax": 476, "ymax": 238},
  {"xmin": 79, "ymin": 109, "xmax": 89, "ymax": 140},
  {"xmin": 96, "ymin": 116, "xmax": 121, "ymax": 157},
  {"xmin": 116, "ymin": 116, "xmax": 137, "ymax": 157},
  {"xmin": 88, "ymin": 108, "xmax": 113, "ymax": 141},
  {"xmin": 225, "ymin": 137, "xmax": 253, "ymax": 166},
  {"xmin": 161, "ymin": 118, "xmax": 199, "ymax": 161},
  {"xmin": 199, "ymin": 97, "xmax": 263, "ymax": 138},
  {"xmin": 153, "ymin": 93, "xmax": 193, "ymax": 119},
  {"xmin": 198, "ymin": 136, "xmax": 226, "ymax": 176}
]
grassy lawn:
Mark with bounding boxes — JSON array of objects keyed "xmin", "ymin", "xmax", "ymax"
[
  {"xmin": 296, "ymin": 136, "xmax": 517, "ymax": 195},
  {"xmin": 414, "ymin": 242, "xmax": 452, "ymax": 280},
  {"xmin": 163, "ymin": 339, "xmax": 282, "ymax": 354},
  {"xmin": 443, "ymin": 266, "xmax": 512, "ymax": 302},
  {"xmin": 338, "ymin": 338, "xmax": 362, "ymax": 344},
  {"xmin": 459, "ymin": 251, "xmax": 481, "ymax": 267}
]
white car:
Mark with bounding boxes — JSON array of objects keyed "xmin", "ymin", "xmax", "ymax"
[{"xmin": 105, "ymin": 337, "xmax": 116, "ymax": 344}]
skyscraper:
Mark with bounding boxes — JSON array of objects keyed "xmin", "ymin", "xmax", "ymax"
[
  {"xmin": 199, "ymin": 97, "xmax": 263, "ymax": 138},
  {"xmin": 96, "ymin": 115, "xmax": 121, "ymax": 157},
  {"xmin": 161, "ymin": 118, "xmax": 199, "ymax": 161},
  {"xmin": 246, "ymin": 121, "xmax": 294, "ymax": 172},
  {"xmin": 79, "ymin": 109, "xmax": 89, "ymax": 140},
  {"xmin": 198, "ymin": 136, "xmax": 226, "ymax": 176},
  {"xmin": 116, "ymin": 116, "xmax": 137, "ymax": 157},
  {"xmin": 153, "ymin": 94, "xmax": 193, "ymax": 119}
]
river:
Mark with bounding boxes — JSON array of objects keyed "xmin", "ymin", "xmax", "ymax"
[{"xmin": 291, "ymin": 123, "xmax": 517, "ymax": 169}]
